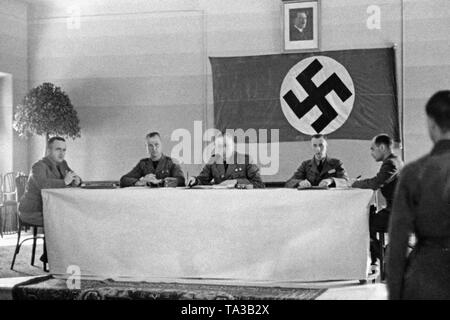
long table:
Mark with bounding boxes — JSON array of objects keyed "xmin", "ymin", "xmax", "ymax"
[{"xmin": 42, "ymin": 187, "xmax": 373, "ymax": 283}]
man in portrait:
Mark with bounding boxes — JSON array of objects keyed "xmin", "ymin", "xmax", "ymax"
[{"xmin": 289, "ymin": 9, "xmax": 313, "ymax": 41}]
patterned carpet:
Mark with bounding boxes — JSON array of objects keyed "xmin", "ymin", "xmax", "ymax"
[{"xmin": 12, "ymin": 276, "xmax": 326, "ymax": 300}]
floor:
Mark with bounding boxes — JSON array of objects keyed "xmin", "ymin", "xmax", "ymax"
[
  {"xmin": 0, "ymin": 233, "xmax": 387, "ymax": 300},
  {"xmin": 0, "ymin": 233, "xmax": 47, "ymax": 278}
]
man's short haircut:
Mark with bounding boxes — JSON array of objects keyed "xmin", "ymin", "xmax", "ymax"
[
  {"xmin": 311, "ymin": 134, "xmax": 326, "ymax": 140},
  {"xmin": 146, "ymin": 132, "xmax": 161, "ymax": 139},
  {"xmin": 48, "ymin": 136, "xmax": 65, "ymax": 147},
  {"xmin": 426, "ymin": 90, "xmax": 450, "ymax": 132},
  {"xmin": 374, "ymin": 134, "xmax": 393, "ymax": 148}
]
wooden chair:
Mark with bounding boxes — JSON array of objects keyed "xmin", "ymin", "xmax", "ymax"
[
  {"xmin": 1, "ymin": 172, "xmax": 20, "ymax": 236},
  {"xmin": 10, "ymin": 174, "xmax": 48, "ymax": 272},
  {"xmin": 377, "ymin": 231, "xmax": 387, "ymax": 281}
]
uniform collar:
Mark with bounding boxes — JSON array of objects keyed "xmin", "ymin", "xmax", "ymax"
[
  {"xmin": 150, "ymin": 154, "xmax": 165, "ymax": 162},
  {"xmin": 149, "ymin": 154, "xmax": 166, "ymax": 169},
  {"xmin": 311, "ymin": 155, "xmax": 328, "ymax": 173},
  {"xmin": 43, "ymin": 156, "xmax": 64, "ymax": 177},
  {"xmin": 383, "ymin": 153, "xmax": 396, "ymax": 162},
  {"xmin": 213, "ymin": 152, "xmax": 237, "ymax": 164},
  {"xmin": 312, "ymin": 155, "xmax": 327, "ymax": 165},
  {"xmin": 431, "ymin": 139, "xmax": 450, "ymax": 156},
  {"xmin": 43, "ymin": 156, "xmax": 64, "ymax": 168}
]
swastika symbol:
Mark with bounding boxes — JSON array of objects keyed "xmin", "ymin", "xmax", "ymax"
[{"xmin": 280, "ymin": 56, "xmax": 355, "ymax": 135}]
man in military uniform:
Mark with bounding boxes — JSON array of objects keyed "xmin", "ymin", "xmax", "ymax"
[
  {"xmin": 387, "ymin": 91, "xmax": 450, "ymax": 299},
  {"xmin": 186, "ymin": 133, "xmax": 265, "ymax": 188},
  {"xmin": 350, "ymin": 134, "xmax": 404, "ymax": 267},
  {"xmin": 120, "ymin": 132, "xmax": 185, "ymax": 187},
  {"xmin": 285, "ymin": 134, "xmax": 348, "ymax": 188}
]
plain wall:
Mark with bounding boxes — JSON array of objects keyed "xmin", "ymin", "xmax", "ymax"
[
  {"xmin": 25, "ymin": 0, "xmax": 450, "ymax": 181},
  {"xmin": 403, "ymin": 0, "xmax": 450, "ymax": 161},
  {"xmin": 0, "ymin": 0, "xmax": 28, "ymax": 175}
]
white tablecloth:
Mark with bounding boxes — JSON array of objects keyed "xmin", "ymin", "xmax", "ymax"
[{"xmin": 42, "ymin": 188, "xmax": 373, "ymax": 283}]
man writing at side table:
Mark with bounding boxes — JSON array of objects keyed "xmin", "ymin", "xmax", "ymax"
[{"xmin": 349, "ymin": 134, "xmax": 404, "ymax": 271}]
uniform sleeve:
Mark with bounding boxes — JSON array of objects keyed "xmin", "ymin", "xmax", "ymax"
[
  {"xmin": 170, "ymin": 161, "xmax": 186, "ymax": 186},
  {"xmin": 285, "ymin": 162, "xmax": 307, "ymax": 188},
  {"xmin": 120, "ymin": 161, "xmax": 143, "ymax": 187},
  {"xmin": 386, "ymin": 166, "xmax": 416, "ymax": 300},
  {"xmin": 237, "ymin": 162, "xmax": 265, "ymax": 188},
  {"xmin": 352, "ymin": 159, "xmax": 398, "ymax": 190},
  {"xmin": 196, "ymin": 164, "xmax": 213, "ymax": 185},
  {"xmin": 333, "ymin": 160, "xmax": 348, "ymax": 181},
  {"xmin": 31, "ymin": 162, "xmax": 66, "ymax": 190}
]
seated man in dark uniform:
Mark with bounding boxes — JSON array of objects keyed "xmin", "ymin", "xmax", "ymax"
[
  {"xmin": 19, "ymin": 136, "xmax": 82, "ymax": 263},
  {"xmin": 120, "ymin": 132, "xmax": 185, "ymax": 187},
  {"xmin": 285, "ymin": 134, "xmax": 348, "ymax": 189},
  {"xmin": 351, "ymin": 134, "xmax": 404, "ymax": 268},
  {"xmin": 186, "ymin": 133, "xmax": 265, "ymax": 188}
]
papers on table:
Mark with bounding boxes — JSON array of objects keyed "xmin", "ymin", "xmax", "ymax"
[{"xmin": 188, "ymin": 184, "xmax": 236, "ymax": 189}]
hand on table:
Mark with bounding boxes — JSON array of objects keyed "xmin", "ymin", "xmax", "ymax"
[
  {"xmin": 147, "ymin": 176, "xmax": 162, "ymax": 185},
  {"xmin": 186, "ymin": 176, "xmax": 198, "ymax": 187},
  {"xmin": 138, "ymin": 174, "xmax": 162, "ymax": 186},
  {"xmin": 297, "ymin": 180, "xmax": 312, "ymax": 189},
  {"xmin": 135, "ymin": 180, "xmax": 147, "ymax": 186},
  {"xmin": 141, "ymin": 174, "xmax": 156, "ymax": 183},
  {"xmin": 73, "ymin": 175, "xmax": 82, "ymax": 186},
  {"xmin": 318, "ymin": 179, "xmax": 333, "ymax": 188},
  {"xmin": 64, "ymin": 171, "xmax": 76, "ymax": 185},
  {"xmin": 218, "ymin": 179, "xmax": 237, "ymax": 187},
  {"xmin": 347, "ymin": 176, "xmax": 362, "ymax": 187}
]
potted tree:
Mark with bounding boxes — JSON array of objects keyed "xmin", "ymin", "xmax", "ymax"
[{"xmin": 13, "ymin": 82, "xmax": 81, "ymax": 155}]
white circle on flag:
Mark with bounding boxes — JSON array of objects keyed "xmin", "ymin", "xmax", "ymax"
[{"xmin": 280, "ymin": 56, "xmax": 355, "ymax": 135}]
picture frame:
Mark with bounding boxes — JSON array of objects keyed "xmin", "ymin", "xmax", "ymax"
[{"xmin": 282, "ymin": 0, "xmax": 320, "ymax": 52}]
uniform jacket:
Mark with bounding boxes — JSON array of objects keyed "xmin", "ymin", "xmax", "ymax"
[
  {"xmin": 352, "ymin": 154, "xmax": 404, "ymax": 210},
  {"xmin": 120, "ymin": 154, "xmax": 185, "ymax": 187},
  {"xmin": 285, "ymin": 156, "xmax": 348, "ymax": 188},
  {"xmin": 387, "ymin": 139, "xmax": 450, "ymax": 300},
  {"xmin": 19, "ymin": 157, "xmax": 75, "ymax": 213},
  {"xmin": 195, "ymin": 152, "xmax": 265, "ymax": 188}
]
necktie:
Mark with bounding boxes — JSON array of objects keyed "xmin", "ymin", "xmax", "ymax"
[
  {"xmin": 223, "ymin": 161, "xmax": 228, "ymax": 175},
  {"xmin": 317, "ymin": 160, "xmax": 323, "ymax": 173},
  {"xmin": 57, "ymin": 165, "xmax": 65, "ymax": 179}
]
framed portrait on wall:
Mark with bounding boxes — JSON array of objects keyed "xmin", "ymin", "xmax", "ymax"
[{"xmin": 282, "ymin": 0, "xmax": 320, "ymax": 52}]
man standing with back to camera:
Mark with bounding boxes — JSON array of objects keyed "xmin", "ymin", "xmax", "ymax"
[{"xmin": 387, "ymin": 90, "xmax": 450, "ymax": 299}]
